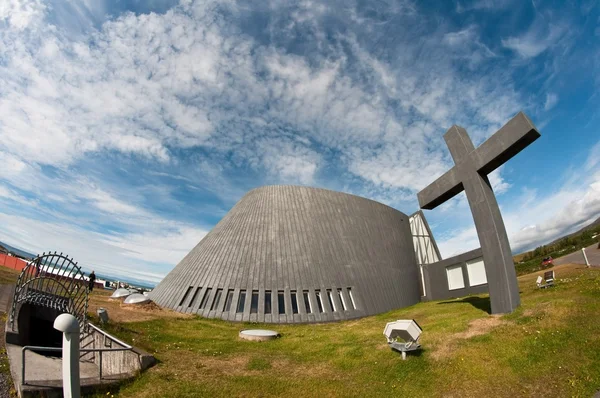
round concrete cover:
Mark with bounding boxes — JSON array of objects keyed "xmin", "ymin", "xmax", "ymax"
[
  {"xmin": 123, "ymin": 293, "xmax": 151, "ymax": 305},
  {"xmin": 239, "ymin": 329, "xmax": 279, "ymax": 341},
  {"xmin": 111, "ymin": 288, "xmax": 132, "ymax": 298}
]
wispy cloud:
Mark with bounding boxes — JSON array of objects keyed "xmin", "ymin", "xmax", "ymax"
[
  {"xmin": 0, "ymin": 0, "xmax": 597, "ymax": 283},
  {"xmin": 544, "ymin": 93, "xmax": 559, "ymax": 111},
  {"xmin": 435, "ymin": 140, "xmax": 600, "ymax": 257},
  {"xmin": 502, "ymin": 19, "xmax": 567, "ymax": 59}
]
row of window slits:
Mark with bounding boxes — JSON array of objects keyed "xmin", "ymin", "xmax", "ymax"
[{"xmin": 178, "ymin": 287, "xmax": 358, "ymax": 315}]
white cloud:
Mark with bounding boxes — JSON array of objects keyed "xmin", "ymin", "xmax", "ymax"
[
  {"xmin": 0, "ymin": 0, "xmax": 590, "ymax": 284},
  {"xmin": 0, "ymin": 0, "xmax": 46, "ymax": 30},
  {"xmin": 0, "ymin": 211, "xmax": 207, "ymax": 284},
  {"xmin": 502, "ymin": 22, "xmax": 566, "ymax": 59},
  {"xmin": 544, "ymin": 93, "xmax": 559, "ymax": 111},
  {"xmin": 435, "ymin": 141, "xmax": 600, "ymax": 257}
]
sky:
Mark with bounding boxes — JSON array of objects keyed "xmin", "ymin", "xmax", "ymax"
[{"xmin": 0, "ymin": 0, "xmax": 599, "ymax": 286}]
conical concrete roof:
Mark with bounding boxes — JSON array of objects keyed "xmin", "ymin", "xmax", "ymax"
[{"xmin": 151, "ymin": 185, "xmax": 420, "ymax": 323}]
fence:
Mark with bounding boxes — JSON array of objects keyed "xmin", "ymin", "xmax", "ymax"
[{"xmin": 0, "ymin": 253, "xmax": 27, "ymax": 272}]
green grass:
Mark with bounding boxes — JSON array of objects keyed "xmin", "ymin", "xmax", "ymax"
[
  {"xmin": 89, "ymin": 264, "xmax": 600, "ymax": 398},
  {"xmin": 0, "ymin": 267, "xmax": 20, "ymax": 285}
]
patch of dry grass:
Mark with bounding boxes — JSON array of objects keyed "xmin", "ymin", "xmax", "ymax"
[{"xmin": 87, "ymin": 289, "xmax": 190, "ymax": 323}]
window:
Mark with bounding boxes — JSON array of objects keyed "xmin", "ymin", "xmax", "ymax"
[
  {"xmin": 189, "ymin": 287, "xmax": 202, "ymax": 308},
  {"xmin": 466, "ymin": 258, "xmax": 487, "ymax": 287},
  {"xmin": 315, "ymin": 290, "xmax": 324, "ymax": 313},
  {"xmin": 446, "ymin": 264, "xmax": 465, "ymax": 290},
  {"xmin": 347, "ymin": 288, "xmax": 356, "ymax": 310},
  {"xmin": 211, "ymin": 289, "xmax": 223, "ymax": 311},
  {"xmin": 179, "ymin": 286, "xmax": 193, "ymax": 306},
  {"xmin": 199, "ymin": 288, "xmax": 212, "ymax": 309},
  {"xmin": 291, "ymin": 291, "xmax": 299, "ymax": 314},
  {"xmin": 224, "ymin": 290, "xmax": 234, "ymax": 312},
  {"xmin": 337, "ymin": 288, "xmax": 347, "ymax": 311},
  {"xmin": 264, "ymin": 291, "xmax": 272, "ymax": 314},
  {"xmin": 250, "ymin": 290, "xmax": 259, "ymax": 314},
  {"xmin": 236, "ymin": 290, "xmax": 246, "ymax": 313},
  {"xmin": 326, "ymin": 289, "xmax": 336, "ymax": 312},
  {"xmin": 303, "ymin": 290, "xmax": 312, "ymax": 313},
  {"xmin": 278, "ymin": 291, "xmax": 285, "ymax": 314}
]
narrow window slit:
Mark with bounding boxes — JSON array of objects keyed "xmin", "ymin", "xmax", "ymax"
[
  {"xmin": 224, "ymin": 289, "xmax": 234, "ymax": 312},
  {"xmin": 199, "ymin": 287, "xmax": 212, "ymax": 309},
  {"xmin": 327, "ymin": 289, "xmax": 336, "ymax": 312},
  {"xmin": 250, "ymin": 290, "xmax": 259, "ymax": 314},
  {"xmin": 303, "ymin": 290, "xmax": 312, "ymax": 313},
  {"xmin": 188, "ymin": 286, "xmax": 202, "ymax": 308},
  {"xmin": 236, "ymin": 290, "xmax": 246, "ymax": 313},
  {"xmin": 315, "ymin": 290, "xmax": 324, "ymax": 313},
  {"xmin": 278, "ymin": 291, "xmax": 285, "ymax": 314},
  {"xmin": 178, "ymin": 286, "xmax": 193, "ymax": 306},
  {"xmin": 264, "ymin": 291, "xmax": 272, "ymax": 314},
  {"xmin": 291, "ymin": 291, "xmax": 298, "ymax": 314},
  {"xmin": 210, "ymin": 289, "xmax": 223, "ymax": 311},
  {"xmin": 347, "ymin": 287, "xmax": 356, "ymax": 310},
  {"xmin": 337, "ymin": 288, "xmax": 347, "ymax": 311}
]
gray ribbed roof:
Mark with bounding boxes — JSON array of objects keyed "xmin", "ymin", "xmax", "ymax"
[{"xmin": 151, "ymin": 185, "xmax": 421, "ymax": 323}]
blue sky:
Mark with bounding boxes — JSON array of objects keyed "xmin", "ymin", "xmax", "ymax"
[{"xmin": 0, "ymin": 0, "xmax": 599, "ymax": 285}]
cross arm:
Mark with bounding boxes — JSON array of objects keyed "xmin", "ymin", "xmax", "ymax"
[
  {"xmin": 417, "ymin": 167, "xmax": 463, "ymax": 210},
  {"xmin": 472, "ymin": 111, "xmax": 540, "ymax": 175}
]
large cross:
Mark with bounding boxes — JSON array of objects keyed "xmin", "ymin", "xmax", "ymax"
[{"xmin": 417, "ymin": 112, "xmax": 540, "ymax": 314}]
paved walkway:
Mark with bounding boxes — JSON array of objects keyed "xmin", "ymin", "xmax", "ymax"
[
  {"xmin": 6, "ymin": 343, "xmax": 99, "ymax": 386},
  {"xmin": 553, "ymin": 243, "xmax": 600, "ymax": 266}
]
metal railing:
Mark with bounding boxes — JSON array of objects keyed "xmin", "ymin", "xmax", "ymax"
[{"xmin": 21, "ymin": 323, "xmax": 133, "ymax": 385}]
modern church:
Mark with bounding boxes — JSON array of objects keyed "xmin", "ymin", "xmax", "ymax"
[{"xmin": 150, "ymin": 112, "xmax": 540, "ymax": 323}]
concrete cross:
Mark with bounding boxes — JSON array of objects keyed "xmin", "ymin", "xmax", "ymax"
[{"xmin": 417, "ymin": 112, "xmax": 540, "ymax": 314}]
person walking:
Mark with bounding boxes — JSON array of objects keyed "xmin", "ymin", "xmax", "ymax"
[{"xmin": 88, "ymin": 271, "xmax": 96, "ymax": 292}]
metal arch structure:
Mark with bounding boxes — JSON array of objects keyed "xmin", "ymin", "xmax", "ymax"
[{"xmin": 10, "ymin": 252, "xmax": 90, "ymax": 330}]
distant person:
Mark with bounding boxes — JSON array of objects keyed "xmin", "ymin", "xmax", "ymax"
[{"xmin": 88, "ymin": 271, "xmax": 96, "ymax": 292}]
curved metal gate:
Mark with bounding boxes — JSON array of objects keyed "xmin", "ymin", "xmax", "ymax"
[{"xmin": 10, "ymin": 252, "xmax": 89, "ymax": 330}]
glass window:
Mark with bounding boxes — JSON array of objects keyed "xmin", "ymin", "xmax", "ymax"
[
  {"xmin": 446, "ymin": 265, "xmax": 465, "ymax": 290},
  {"xmin": 264, "ymin": 291, "xmax": 272, "ymax": 314},
  {"xmin": 199, "ymin": 288, "xmax": 212, "ymax": 309},
  {"xmin": 337, "ymin": 288, "xmax": 347, "ymax": 311},
  {"xmin": 224, "ymin": 290, "xmax": 234, "ymax": 312},
  {"xmin": 327, "ymin": 289, "xmax": 336, "ymax": 312},
  {"xmin": 278, "ymin": 291, "xmax": 285, "ymax": 314},
  {"xmin": 211, "ymin": 289, "xmax": 223, "ymax": 311},
  {"xmin": 303, "ymin": 290, "xmax": 312, "ymax": 313},
  {"xmin": 347, "ymin": 288, "xmax": 356, "ymax": 310},
  {"xmin": 189, "ymin": 287, "xmax": 202, "ymax": 308},
  {"xmin": 179, "ymin": 286, "xmax": 193, "ymax": 306},
  {"xmin": 291, "ymin": 291, "xmax": 299, "ymax": 314},
  {"xmin": 250, "ymin": 290, "xmax": 259, "ymax": 314},
  {"xmin": 315, "ymin": 290, "xmax": 324, "ymax": 313},
  {"xmin": 466, "ymin": 258, "xmax": 487, "ymax": 286},
  {"xmin": 236, "ymin": 290, "xmax": 246, "ymax": 313}
]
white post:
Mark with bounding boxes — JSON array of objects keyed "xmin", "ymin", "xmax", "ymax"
[
  {"xmin": 53, "ymin": 314, "xmax": 81, "ymax": 398},
  {"xmin": 582, "ymin": 248, "xmax": 590, "ymax": 267}
]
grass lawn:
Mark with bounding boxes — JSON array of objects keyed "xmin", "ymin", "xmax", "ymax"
[
  {"xmin": 0, "ymin": 267, "xmax": 21, "ymax": 285},
  {"xmin": 85, "ymin": 263, "xmax": 600, "ymax": 398}
]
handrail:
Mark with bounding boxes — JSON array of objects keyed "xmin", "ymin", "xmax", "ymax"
[
  {"xmin": 85, "ymin": 323, "xmax": 132, "ymax": 349},
  {"xmin": 22, "ymin": 325, "xmax": 134, "ymax": 385}
]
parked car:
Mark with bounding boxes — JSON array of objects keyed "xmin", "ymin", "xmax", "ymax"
[{"xmin": 541, "ymin": 256, "xmax": 554, "ymax": 268}]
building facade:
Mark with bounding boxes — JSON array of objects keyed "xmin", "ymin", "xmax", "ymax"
[{"xmin": 150, "ymin": 185, "xmax": 422, "ymax": 323}]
